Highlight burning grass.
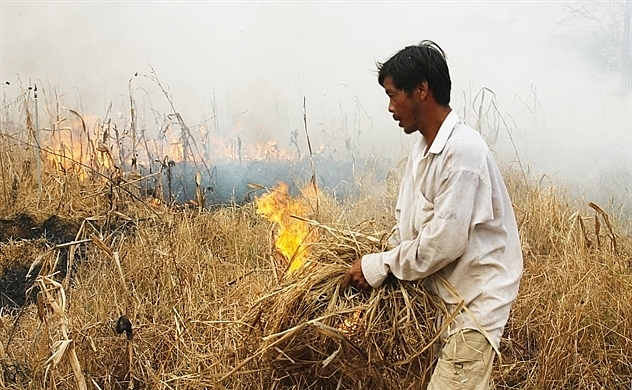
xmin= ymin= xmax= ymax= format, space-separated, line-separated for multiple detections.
xmin=0 ymin=131 xmax=631 ymax=389
xmin=230 ymin=219 xmax=446 ymax=389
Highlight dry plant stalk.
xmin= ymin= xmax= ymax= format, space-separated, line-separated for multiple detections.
xmin=89 ymin=233 xmax=135 ymax=388
xmin=0 ymin=338 xmax=6 ymax=388
xmin=1 ymin=101 xmax=631 ymax=390
xmin=231 ymin=224 xmax=447 ymax=389
xmin=588 ymin=201 xmax=618 ymax=252
xmin=36 ymin=274 xmax=87 ymax=390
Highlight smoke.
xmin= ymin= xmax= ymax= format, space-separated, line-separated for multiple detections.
xmin=1 ymin=2 xmax=630 ymax=214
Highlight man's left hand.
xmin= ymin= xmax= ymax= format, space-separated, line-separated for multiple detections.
xmin=340 ymin=259 xmax=372 ymax=292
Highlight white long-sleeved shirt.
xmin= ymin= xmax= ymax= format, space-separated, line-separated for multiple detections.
xmin=362 ymin=110 xmax=523 ymax=348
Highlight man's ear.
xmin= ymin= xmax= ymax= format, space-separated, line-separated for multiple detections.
xmin=417 ymin=81 xmax=428 ymax=99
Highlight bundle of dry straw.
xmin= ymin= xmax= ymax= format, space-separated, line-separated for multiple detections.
xmin=230 ymin=220 xmax=447 ymax=389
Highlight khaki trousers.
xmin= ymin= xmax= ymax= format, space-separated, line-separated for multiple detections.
xmin=426 ymin=330 xmax=495 ymax=390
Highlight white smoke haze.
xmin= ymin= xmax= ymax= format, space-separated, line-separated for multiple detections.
xmin=1 ymin=2 xmax=630 ymax=216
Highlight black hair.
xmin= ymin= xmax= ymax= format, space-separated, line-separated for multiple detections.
xmin=377 ymin=40 xmax=451 ymax=105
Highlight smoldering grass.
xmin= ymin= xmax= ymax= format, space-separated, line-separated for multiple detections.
xmin=0 ymin=94 xmax=631 ymax=389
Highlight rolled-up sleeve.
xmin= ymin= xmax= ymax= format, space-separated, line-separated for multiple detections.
xmin=362 ymin=169 xmax=492 ymax=287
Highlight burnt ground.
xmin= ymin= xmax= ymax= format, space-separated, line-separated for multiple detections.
xmin=0 ymin=214 xmax=83 ymax=309
xmin=0 ymin=245 xmax=40 ymax=308
xmin=0 ymin=214 xmax=40 ymax=242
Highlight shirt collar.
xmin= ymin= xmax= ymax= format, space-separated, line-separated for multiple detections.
xmin=427 ymin=110 xmax=459 ymax=155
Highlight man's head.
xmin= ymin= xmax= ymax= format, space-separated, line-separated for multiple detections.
xmin=378 ymin=40 xmax=451 ymax=105
xmin=377 ymin=41 xmax=451 ymax=135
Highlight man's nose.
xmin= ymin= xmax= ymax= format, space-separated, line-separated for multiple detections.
xmin=388 ymin=101 xmax=395 ymax=113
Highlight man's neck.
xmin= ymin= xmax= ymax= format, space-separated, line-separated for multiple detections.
xmin=419 ymin=106 xmax=452 ymax=148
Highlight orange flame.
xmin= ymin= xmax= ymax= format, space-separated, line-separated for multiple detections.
xmin=255 ymin=182 xmax=317 ymax=275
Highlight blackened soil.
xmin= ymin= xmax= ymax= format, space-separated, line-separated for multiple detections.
xmin=40 ymin=215 xmax=82 ymax=244
xmin=0 ymin=214 xmax=39 ymax=241
xmin=0 ymin=262 xmax=36 ymax=308
xmin=0 ymin=214 xmax=83 ymax=310
xmin=0 ymin=240 xmax=42 ymax=309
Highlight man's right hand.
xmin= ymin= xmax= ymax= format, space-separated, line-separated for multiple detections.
xmin=340 ymin=259 xmax=372 ymax=292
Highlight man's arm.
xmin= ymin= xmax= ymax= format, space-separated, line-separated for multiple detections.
xmin=361 ymin=168 xmax=493 ymax=288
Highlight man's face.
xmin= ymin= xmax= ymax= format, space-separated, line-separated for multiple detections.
xmin=382 ymin=76 xmax=421 ymax=135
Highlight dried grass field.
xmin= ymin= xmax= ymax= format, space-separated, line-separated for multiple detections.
xmin=0 ymin=97 xmax=631 ymax=389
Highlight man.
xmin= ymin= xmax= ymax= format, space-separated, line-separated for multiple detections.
xmin=340 ymin=41 xmax=523 ymax=389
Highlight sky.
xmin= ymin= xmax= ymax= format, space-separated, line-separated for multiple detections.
xmin=1 ymin=1 xmax=631 ymax=211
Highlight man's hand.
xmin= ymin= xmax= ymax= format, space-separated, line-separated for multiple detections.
xmin=340 ymin=259 xmax=372 ymax=292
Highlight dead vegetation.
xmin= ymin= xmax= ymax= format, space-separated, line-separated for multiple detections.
xmin=0 ymin=94 xmax=631 ymax=389
xmin=228 ymin=222 xmax=447 ymax=389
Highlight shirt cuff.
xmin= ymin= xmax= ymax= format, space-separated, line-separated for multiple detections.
xmin=361 ymin=253 xmax=389 ymax=288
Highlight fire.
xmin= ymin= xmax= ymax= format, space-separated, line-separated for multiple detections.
xmin=337 ymin=309 xmax=364 ymax=338
xmin=255 ymin=182 xmax=317 ymax=275
xmin=42 ymin=113 xmax=114 ymax=181
xmin=36 ymin=107 xmax=304 ymax=188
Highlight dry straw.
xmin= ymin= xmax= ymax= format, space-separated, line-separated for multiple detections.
xmin=0 ymin=91 xmax=631 ymax=389
xmin=225 ymin=217 xmax=448 ymax=389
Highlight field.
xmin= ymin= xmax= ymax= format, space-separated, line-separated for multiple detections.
xmin=0 ymin=95 xmax=631 ymax=389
